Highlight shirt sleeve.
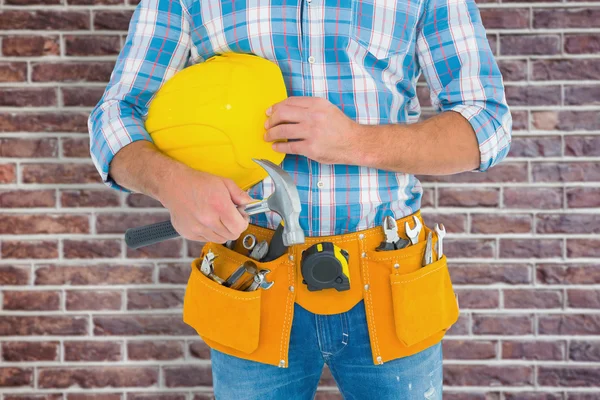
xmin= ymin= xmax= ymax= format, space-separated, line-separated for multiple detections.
xmin=88 ymin=0 xmax=191 ymax=192
xmin=415 ymin=0 xmax=512 ymax=172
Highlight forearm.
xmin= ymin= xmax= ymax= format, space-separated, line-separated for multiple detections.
xmin=109 ymin=140 xmax=185 ymax=201
xmin=356 ymin=111 xmax=480 ymax=175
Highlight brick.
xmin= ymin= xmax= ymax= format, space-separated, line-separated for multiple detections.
xmin=471 ymin=214 xmax=532 ymax=234
xmin=569 ymin=341 xmax=600 ymax=361
xmin=500 ymin=239 xmax=563 ymax=259
xmin=0 ymin=63 xmax=27 ymax=82
xmin=127 ymin=395 xmax=186 ymax=400
xmin=565 ymin=34 xmax=600 ymax=54
xmin=504 ymin=187 xmax=563 ymax=209
xmin=2 ymin=240 xmax=58 ymax=259
xmin=445 ymin=239 xmax=495 ymax=258
xmin=38 ymin=367 xmax=157 ymax=389
xmin=538 ymin=214 xmax=600 ymax=234
xmin=420 ymin=163 xmax=527 ymax=183
xmin=565 ymin=86 xmax=600 ymax=106
xmin=504 ymin=289 xmax=563 ymax=309
xmin=0 ymin=316 xmax=87 ymax=336
xmin=0 ymin=11 xmax=90 ymax=30
xmin=64 ymin=341 xmax=122 ymax=362
xmin=509 ymin=136 xmax=561 ymax=157
xmin=500 ymin=35 xmax=560 ymax=56
xmin=502 ymin=340 xmax=565 ymax=360
xmin=421 ymin=188 xmax=434 ymax=208
xmin=445 ymin=394 xmax=501 ymax=400
xmin=443 ymin=340 xmax=497 ymax=360
xmin=421 ymin=213 xmax=466 ymax=233
xmin=66 ymin=290 xmax=122 ymax=311
xmin=63 ymin=87 xmax=106 ymax=107
xmin=6 ymin=0 xmax=60 ymax=4
xmin=454 ymin=289 xmax=499 ymax=309
xmin=127 ymin=341 xmax=184 ymax=361
xmin=0 ymin=113 xmax=88 ymax=133
xmin=416 ymin=86 xmax=431 ymax=107
xmin=62 ymin=137 xmax=90 ymax=158
xmin=0 ymin=164 xmax=16 ymax=183
xmin=94 ymin=315 xmax=195 ymax=336
xmin=35 ymin=264 xmax=153 ymax=285
xmin=126 ymin=193 xmax=164 ymax=208
xmin=164 ymin=366 xmax=212 ymax=387
xmin=444 ymin=365 xmax=533 ymax=386
xmin=63 ymin=239 xmax=121 ymax=259
xmin=568 ymin=239 xmax=600 ymax=258
xmin=5 ymin=396 xmax=63 ymax=400
xmin=3 ymin=291 xmax=60 ymax=311
xmin=0 ymin=138 xmax=57 ymax=158
xmin=449 ymin=263 xmax=531 ymax=285
xmin=188 ymin=341 xmax=210 ymax=359
xmin=498 ymin=60 xmax=528 ymax=81
xmin=67 ymin=395 xmax=121 ymax=400
xmin=534 ymin=8 xmax=600 ymax=29
xmin=473 ymin=314 xmax=533 ymax=335
xmin=532 ymin=111 xmax=558 ymax=131
xmin=565 ymin=135 xmax=600 ymax=156
xmin=313 ymin=394 xmax=343 ymax=400
xmin=533 ymin=59 xmax=600 ymax=81
xmin=533 ymin=162 xmax=600 ymax=183
xmin=480 ymin=9 xmax=529 ymax=29
xmin=2 ymin=342 xmax=59 ymax=362
xmin=539 ymin=314 xmax=600 ymax=335
xmin=567 ymin=395 xmax=600 ymax=400
xmin=0 ymin=214 xmax=88 ymax=234
xmin=96 ymin=213 xmax=171 ymax=234
xmin=538 ymin=366 xmax=600 ymax=387
xmin=2 ymin=36 xmax=59 ymax=57
xmin=568 ymin=289 xmax=600 ymax=309
xmin=447 ymin=314 xmax=470 ymax=336
xmin=61 ymin=189 xmax=120 ymax=208
xmin=567 ymin=188 xmax=600 ymax=208
xmin=32 ymin=62 xmax=114 ymax=83
xmin=187 ymin=240 xmax=205 ymax=258
xmin=537 ymin=264 xmax=600 ymax=285
xmin=0 ymin=88 xmax=57 ymax=107
xmin=127 ymin=239 xmax=183 ymax=259
xmin=159 ymin=263 xmax=190 ymax=284
xmin=0 ymin=368 xmax=33 ymax=387
xmin=0 ymin=190 xmax=55 ymax=208
xmin=127 ymin=289 xmax=185 ymax=310
xmin=438 ymin=188 xmax=499 ymax=207
xmin=22 ymin=163 xmax=100 ymax=184
xmin=0 ymin=265 xmax=30 ymax=285
xmin=94 ymin=11 xmax=135 ymax=30
xmin=533 ymin=111 xmax=600 ymax=131
xmin=66 ymin=36 xmax=121 ymax=56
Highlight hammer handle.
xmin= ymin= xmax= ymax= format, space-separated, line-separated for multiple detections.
xmin=125 ymin=200 xmax=269 ymax=249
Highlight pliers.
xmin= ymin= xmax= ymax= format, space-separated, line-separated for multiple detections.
xmin=376 ymin=216 xmax=410 ymax=251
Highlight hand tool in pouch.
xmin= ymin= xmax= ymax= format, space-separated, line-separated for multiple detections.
xmin=405 ymin=216 xmax=422 ymax=245
xmin=249 ymin=240 xmax=269 ymax=261
xmin=376 ymin=216 xmax=410 ymax=251
xmin=261 ymin=222 xmax=287 ymax=262
xmin=301 ymin=242 xmax=350 ymax=292
xmin=125 ymin=159 xmax=305 ymax=249
xmin=435 ymin=223 xmax=446 ymax=259
xmin=199 ymin=250 xmax=225 ymax=284
xmin=422 ymin=232 xmax=433 ymax=267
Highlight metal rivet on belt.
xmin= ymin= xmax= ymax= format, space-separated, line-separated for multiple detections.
xmin=394 ymin=263 xmax=400 ymax=269
xmin=279 ymin=360 xmax=286 ymax=368
xmin=376 ymin=356 xmax=383 ymax=364
xmin=289 ymin=286 xmax=295 ymax=292
xmin=289 ymin=254 xmax=294 ymax=261
xmin=359 ymin=233 xmax=365 ymax=240
xmin=361 ymin=252 xmax=367 ymax=258
xmin=364 ymin=284 xmax=369 ymax=291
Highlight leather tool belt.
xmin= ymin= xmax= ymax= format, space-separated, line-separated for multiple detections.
xmin=182 ymin=211 xmax=460 ymax=368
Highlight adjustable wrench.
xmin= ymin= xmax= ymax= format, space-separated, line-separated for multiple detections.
xmin=405 ymin=216 xmax=422 ymax=245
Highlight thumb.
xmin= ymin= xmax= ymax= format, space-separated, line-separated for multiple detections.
xmin=223 ymin=179 xmax=254 ymax=206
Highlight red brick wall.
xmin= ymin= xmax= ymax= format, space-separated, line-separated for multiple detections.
xmin=0 ymin=0 xmax=599 ymax=398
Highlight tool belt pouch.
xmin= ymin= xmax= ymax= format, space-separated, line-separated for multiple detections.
xmin=183 ymin=240 xmax=295 ymax=367
xmin=390 ymin=255 xmax=458 ymax=347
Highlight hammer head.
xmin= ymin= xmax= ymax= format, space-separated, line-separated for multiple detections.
xmin=253 ymin=159 xmax=305 ymax=246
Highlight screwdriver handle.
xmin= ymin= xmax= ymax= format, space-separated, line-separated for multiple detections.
xmin=125 ymin=220 xmax=180 ymax=249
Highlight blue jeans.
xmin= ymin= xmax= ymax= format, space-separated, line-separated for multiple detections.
xmin=211 ymin=300 xmax=443 ymax=399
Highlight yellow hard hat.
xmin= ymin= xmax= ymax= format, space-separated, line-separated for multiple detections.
xmin=145 ymin=53 xmax=287 ymax=190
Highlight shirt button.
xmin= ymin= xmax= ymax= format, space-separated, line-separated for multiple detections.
xmin=317 ymin=181 xmax=324 ymax=188
xmin=308 ymin=56 xmax=315 ymax=64
xmin=307 ymin=0 xmax=312 ymax=3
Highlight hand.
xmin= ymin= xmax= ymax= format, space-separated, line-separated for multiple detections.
xmin=157 ymin=165 xmax=253 ymax=243
xmin=264 ymin=97 xmax=366 ymax=164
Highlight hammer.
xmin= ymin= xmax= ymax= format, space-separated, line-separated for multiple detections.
xmin=124 ymin=159 xmax=305 ymax=249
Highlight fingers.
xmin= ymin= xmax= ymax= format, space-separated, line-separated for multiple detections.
xmin=264 ymin=124 xmax=307 ymax=142
xmin=222 ymin=179 xmax=254 ymax=206
xmin=171 ymin=217 xmax=229 ymax=243
xmin=273 ymin=96 xmax=324 ymax=109
xmin=272 ymin=139 xmax=306 ymax=155
xmin=265 ymin=105 xmax=307 ymax=129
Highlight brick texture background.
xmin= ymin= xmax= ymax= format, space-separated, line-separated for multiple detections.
xmin=0 ymin=0 xmax=599 ymax=398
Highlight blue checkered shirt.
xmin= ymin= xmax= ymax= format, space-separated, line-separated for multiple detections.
xmin=89 ymin=0 xmax=512 ymax=236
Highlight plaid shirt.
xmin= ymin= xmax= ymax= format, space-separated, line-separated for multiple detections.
xmin=89 ymin=0 xmax=512 ymax=236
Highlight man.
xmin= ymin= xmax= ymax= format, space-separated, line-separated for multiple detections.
xmin=89 ymin=0 xmax=511 ymax=398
